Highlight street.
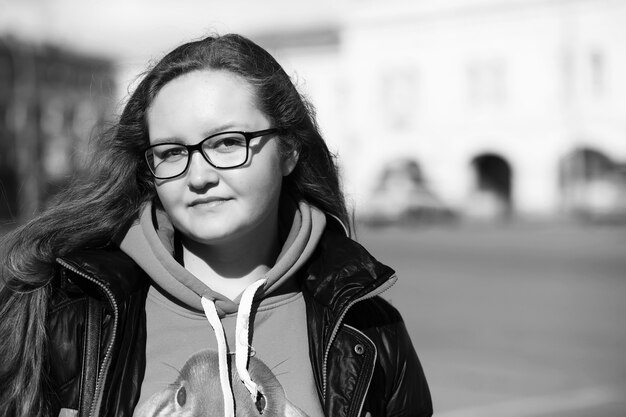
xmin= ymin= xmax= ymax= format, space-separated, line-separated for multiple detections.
xmin=358 ymin=221 xmax=626 ymax=416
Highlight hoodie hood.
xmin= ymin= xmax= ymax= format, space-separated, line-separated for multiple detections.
xmin=117 ymin=196 xmax=326 ymax=316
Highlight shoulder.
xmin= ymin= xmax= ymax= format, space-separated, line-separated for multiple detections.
xmin=344 ymin=296 xmax=413 ymax=358
xmin=308 ymin=218 xmax=395 ymax=284
xmin=55 ymin=245 xmax=149 ymax=300
xmin=302 ymin=216 xmax=398 ymax=311
xmin=344 ymin=296 xmax=403 ymax=331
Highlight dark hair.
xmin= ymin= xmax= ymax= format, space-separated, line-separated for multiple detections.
xmin=0 ymin=33 xmax=348 ymax=416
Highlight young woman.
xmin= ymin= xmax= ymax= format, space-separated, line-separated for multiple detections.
xmin=0 ymin=34 xmax=432 ymax=417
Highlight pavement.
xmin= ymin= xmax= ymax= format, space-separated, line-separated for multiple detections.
xmin=358 ymin=221 xmax=626 ymax=417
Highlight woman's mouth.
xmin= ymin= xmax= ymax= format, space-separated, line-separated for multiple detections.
xmin=189 ymin=198 xmax=231 ymax=208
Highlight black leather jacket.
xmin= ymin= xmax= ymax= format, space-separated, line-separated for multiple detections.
xmin=46 ymin=224 xmax=432 ymax=417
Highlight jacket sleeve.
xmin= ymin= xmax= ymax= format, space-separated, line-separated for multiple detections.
xmin=385 ymin=318 xmax=433 ymax=417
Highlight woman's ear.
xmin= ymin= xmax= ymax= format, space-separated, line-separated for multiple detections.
xmin=281 ymin=149 xmax=299 ymax=176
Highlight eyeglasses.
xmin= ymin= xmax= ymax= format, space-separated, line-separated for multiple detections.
xmin=144 ymin=128 xmax=279 ymax=179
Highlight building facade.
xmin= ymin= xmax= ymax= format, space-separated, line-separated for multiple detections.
xmin=260 ymin=0 xmax=626 ymax=221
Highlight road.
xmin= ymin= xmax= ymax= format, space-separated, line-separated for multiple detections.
xmin=358 ymin=221 xmax=626 ymax=417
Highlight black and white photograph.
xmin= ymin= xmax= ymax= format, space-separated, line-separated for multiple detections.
xmin=1 ymin=1 xmax=625 ymax=416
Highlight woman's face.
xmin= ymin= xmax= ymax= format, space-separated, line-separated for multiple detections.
xmin=147 ymin=70 xmax=296 ymax=246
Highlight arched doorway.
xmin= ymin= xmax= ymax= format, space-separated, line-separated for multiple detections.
xmin=468 ymin=153 xmax=513 ymax=220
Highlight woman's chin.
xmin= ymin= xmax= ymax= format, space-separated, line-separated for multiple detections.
xmin=182 ymin=229 xmax=237 ymax=246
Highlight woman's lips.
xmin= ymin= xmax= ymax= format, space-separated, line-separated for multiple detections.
xmin=189 ymin=197 xmax=231 ymax=208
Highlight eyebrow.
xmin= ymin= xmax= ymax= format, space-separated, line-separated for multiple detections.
xmin=149 ymin=122 xmax=252 ymax=145
xmin=149 ymin=136 xmax=185 ymax=145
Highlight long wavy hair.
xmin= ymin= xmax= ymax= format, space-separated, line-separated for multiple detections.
xmin=0 ymin=33 xmax=348 ymax=417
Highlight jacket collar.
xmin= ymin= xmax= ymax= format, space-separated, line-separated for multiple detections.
xmin=301 ymin=218 xmax=396 ymax=312
xmin=57 ymin=247 xmax=149 ymax=301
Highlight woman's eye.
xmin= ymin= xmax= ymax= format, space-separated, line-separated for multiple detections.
xmin=212 ymin=137 xmax=245 ymax=152
xmin=157 ymin=147 xmax=187 ymax=161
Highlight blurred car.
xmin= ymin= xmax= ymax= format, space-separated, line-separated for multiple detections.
xmin=358 ymin=158 xmax=456 ymax=227
xmin=569 ymin=166 xmax=626 ymax=223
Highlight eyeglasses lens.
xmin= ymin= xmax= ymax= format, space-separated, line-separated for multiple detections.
xmin=146 ymin=132 xmax=249 ymax=178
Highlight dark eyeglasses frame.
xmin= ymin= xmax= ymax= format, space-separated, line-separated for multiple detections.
xmin=144 ymin=128 xmax=280 ymax=179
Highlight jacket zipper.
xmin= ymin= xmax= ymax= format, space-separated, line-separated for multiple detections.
xmin=321 ymin=274 xmax=397 ymax=401
xmin=56 ymin=258 xmax=119 ymax=417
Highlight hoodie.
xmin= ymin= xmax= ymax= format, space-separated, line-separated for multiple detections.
xmin=119 ymin=198 xmax=327 ymax=417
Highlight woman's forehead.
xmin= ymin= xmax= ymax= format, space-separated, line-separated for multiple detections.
xmin=146 ymin=71 xmax=269 ymax=143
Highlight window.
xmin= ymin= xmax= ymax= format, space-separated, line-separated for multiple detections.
xmin=467 ymin=58 xmax=507 ymax=106
xmin=589 ymin=49 xmax=605 ymax=97
xmin=379 ymin=67 xmax=419 ymax=130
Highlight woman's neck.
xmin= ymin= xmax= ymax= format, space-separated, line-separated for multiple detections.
xmin=180 ymin=219 xmax=281 ymax=300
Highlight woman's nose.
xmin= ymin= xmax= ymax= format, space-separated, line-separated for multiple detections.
xmin=187 ymin=151 xmax=219 ymax=189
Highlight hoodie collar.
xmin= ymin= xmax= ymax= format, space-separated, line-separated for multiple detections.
xmin=117 ymin=196 xmax=326 ymax=316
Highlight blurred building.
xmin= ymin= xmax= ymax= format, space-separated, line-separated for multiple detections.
xmin=0 ymin=37 xmax=115 ymax=223
xmin=4 ymin=0 xmax=625 ymax=224
xmin=258 ymin=0 xmax=626 ymax=222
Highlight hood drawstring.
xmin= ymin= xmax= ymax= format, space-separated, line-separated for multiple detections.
xmin=235 ymin=278 xmax=266 ymax=401
xmin=201 ymin=278 xmax=267 ymax=417
xmin=201 ymin=296 xmax=235 ymax=417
